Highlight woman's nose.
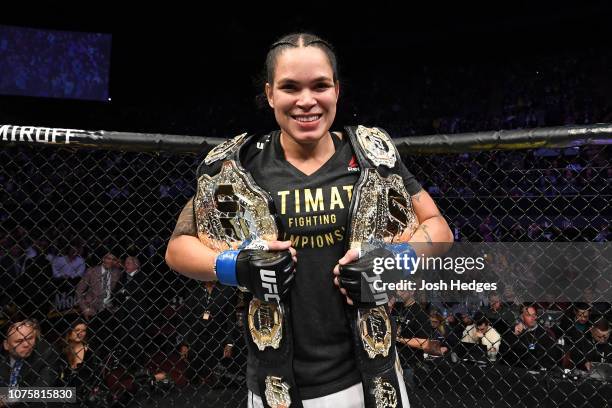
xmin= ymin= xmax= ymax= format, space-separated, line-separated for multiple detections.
xmin=296 ymin=90 xmax=316 ymax=109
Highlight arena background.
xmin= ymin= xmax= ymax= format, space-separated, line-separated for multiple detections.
xmin=1 ymin=3 xmax=611 ymax=407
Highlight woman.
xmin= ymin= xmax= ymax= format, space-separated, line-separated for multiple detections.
xmin=57 ymin=320 xmax=103 ymax=405
xmin=429 ymin=310 xmax=448 ymax=344
xmin=166 ymin=32 xmax=453 ymax=407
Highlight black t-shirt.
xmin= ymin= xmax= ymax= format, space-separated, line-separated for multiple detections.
xmin=569 ymin=332 xmax=612 ymax=369
xmin=202 ymin=129 xmax=421 ymax=398
xmin=502 ymin=325 xmax=557 ymax=369
xmin=392 ymin=301 xmax=432 ymax=367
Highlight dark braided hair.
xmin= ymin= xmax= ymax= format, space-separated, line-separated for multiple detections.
xmin=265 ymin=33 xmax=339 ymax=84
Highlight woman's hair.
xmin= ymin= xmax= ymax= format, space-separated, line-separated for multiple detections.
xmin=430 ymin=311 xmax=447 ymax=336
xmin=265 ymin=32 xmax=339 ymax=84
xmin=255 ymin=32 xmax=339 ymax=109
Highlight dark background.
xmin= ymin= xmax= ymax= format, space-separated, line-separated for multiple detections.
xmin=1 ymin=2 xmax=611 ymax=137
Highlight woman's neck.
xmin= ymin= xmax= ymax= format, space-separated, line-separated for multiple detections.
xmin=280 ymin=131 xmax=335 ymax=176
xmin=280 ymin=131 xmax=334 ymax=162
xmin=68 ymin=343 xmax=87 ymax=368
xmin=69 ymin=342 xmax=87 ymax=353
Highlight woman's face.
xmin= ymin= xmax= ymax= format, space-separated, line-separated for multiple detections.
xmin=266 ymin=46 xmax=339 ymax=146
xmin=69 ymin=324 xmax=87 ymax=343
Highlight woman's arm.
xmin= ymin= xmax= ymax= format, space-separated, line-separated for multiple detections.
xmin=165 ymin=198 xmax=218 ymax=281
xmin=404 ymin=189 xmax=454 ymax=256
xmin=165 ymin=198 xmax=297 ymax=284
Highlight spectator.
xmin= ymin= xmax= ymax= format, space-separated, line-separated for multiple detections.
xmin=443 ymin=307 xmax=464 ymax=348
xmin=480 ymin=292 xmax=518 ymax=336
xmin=0 ymin=319 xmax=59 ymax=387
xmin=113 ymin=255 xmax=153 ymax=372
xmin=47 ymin=244 xmax=86 ymax=279
xmin=569 ymin=319 xmax=611 ymax=371
xmin=392 ymin=290 xmax=433 ymax=387
xmin=75 ymin=252 xmax=122 ymax=360
xmin=555 ymin=302 xmax=591 ymax=342
xmin=429 ymin=310 xmax=448 ymax=345
xmin=502 ymin=305 xmax=559 ymax=369
xmin=76 ymin=252 xmax=122 ymax=320
xmin=178 ymin=281 xmax=239 ymax=386
xmin=462 ymin=312 xmax=502 ymax=361
xmin=57 ymin=320 xmax=103 ymax=404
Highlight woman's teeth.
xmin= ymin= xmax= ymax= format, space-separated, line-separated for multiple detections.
xmin=294 ymin=115 xmax=321 ymax=122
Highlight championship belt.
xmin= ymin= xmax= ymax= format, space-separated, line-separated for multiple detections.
xmin=194 ymin=134 xmax=302 ymax=408
xmin=345 ymin=125 xmax=419 ymax=408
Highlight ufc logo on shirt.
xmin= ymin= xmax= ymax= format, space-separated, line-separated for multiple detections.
xmin=260 ymin=269 xmax=280 ymax=302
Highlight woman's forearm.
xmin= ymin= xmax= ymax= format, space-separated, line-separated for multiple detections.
xmin=409 ymin=215 xmax=454 ymax=257
xmin=165 ymin=235 xmax=218 ymax=281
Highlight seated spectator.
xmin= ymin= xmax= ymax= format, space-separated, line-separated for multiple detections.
xmin=480 ymin=292 xmax=518 ymax=336
xmin=555 ymin=302 xmax=592 ymax=342
xmin=57 ymin=320 xmax=103 ymax=404
xmin=462 ymin=312 xmax=502 ymax=361
xmin=581 ymin=286 xmax=612 ymax=324
xmin=429 ymin=310 xmax=448 ymax=345
xmin=502 ymin=285 xmax=522 ymax=309
xmin=0 ymin=319 xmax=58 ymax=387
xmin=569 ymin=319 xmax=611 ymax=371
xmin=502 ymin=305 xmax=559 ymax=369
xmin=455 ymin=305 xmax=474 ymax=333
xmin=47 ymin=244 xmax=86 ymax=279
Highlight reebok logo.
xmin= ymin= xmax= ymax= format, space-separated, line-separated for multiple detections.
xmin=348 ymin=155 xmax=360 ymax=172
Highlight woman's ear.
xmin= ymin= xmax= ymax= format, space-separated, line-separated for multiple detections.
xmin=265 ymin=83 xmax=274 ymax=108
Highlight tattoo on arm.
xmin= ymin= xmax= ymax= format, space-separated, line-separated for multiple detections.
xmin=417 ymin=224 xmax=434 ymax=246
xmin=171 ymin=199 xmax=197 ymax=238
xmin=412 ymin=192 xmax=422 ymax=203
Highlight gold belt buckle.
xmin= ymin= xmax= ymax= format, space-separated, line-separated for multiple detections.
xmin=264 ymin=376 xmax=291 ymax=408
xmin=248 ymin=298 xmax=283 ymax=350
xmin=358 ymin=306 xmax=392 ymax=358
xmin=373 ymin=376 xmax=398 ymax=408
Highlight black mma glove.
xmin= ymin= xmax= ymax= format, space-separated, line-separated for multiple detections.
xmin=216 ymin=248 xmax=295 ymax=301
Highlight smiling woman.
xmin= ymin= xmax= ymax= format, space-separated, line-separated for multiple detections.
xmin=264 ymin=42 xmax=340 ymax=160
xmin=165 ymin=32 xmax=453 ymax=408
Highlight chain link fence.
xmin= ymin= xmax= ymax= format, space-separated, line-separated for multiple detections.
xmin=1 ymin=124 xmax=610 ymax=407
